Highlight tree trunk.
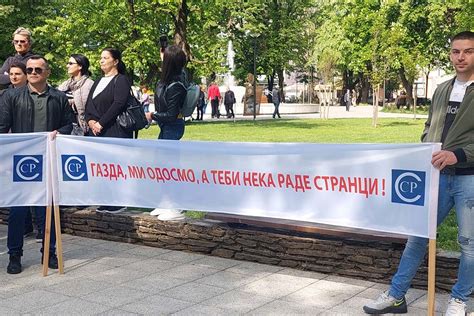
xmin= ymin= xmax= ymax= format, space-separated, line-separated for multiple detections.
xmin=399 ymin=66 xmax=413 ymax=108
xmin=277 ymin=69 xmax=284 ymax=101
xmin=359 ymin=74 xmax=369 ymax=104
xmin=174 ymin=0 xmax=192 ymax=62
xmin=126 ymin=0 xmax=140 ymax=82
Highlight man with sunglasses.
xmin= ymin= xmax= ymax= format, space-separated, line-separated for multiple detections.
xmin=0 ymin=55 xmax=73 ymax=274
xmin=0 ymin=27 xmax=35 ymax=89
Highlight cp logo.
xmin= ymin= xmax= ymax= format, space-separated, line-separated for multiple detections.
xmin=13 ymin=155 xmax=43 ymax=182
xmin=62 ymin=155 xmax=88 ymax=181
xmin=391 ymin=169 xmax=426 ymax=206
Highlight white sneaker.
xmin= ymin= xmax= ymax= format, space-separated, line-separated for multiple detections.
xmin=150 ymin=208 xmax=169 ymax=216
xmin=363 ymin=290 xmax=407 ymax=314
xmin=445 ymin=297 xmax=466 ymax=316
xmin=157 ymin=209 xmax=185 ymax=221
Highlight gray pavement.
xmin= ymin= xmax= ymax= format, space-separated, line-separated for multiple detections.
xmin=2 ymin=225 xmax=473 ymax=315
xmin=194 ymin=104 xmax=428 ymax=121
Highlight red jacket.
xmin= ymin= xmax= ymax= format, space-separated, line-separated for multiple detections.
xmin=208 ymin=84 xmax=221 ymax=101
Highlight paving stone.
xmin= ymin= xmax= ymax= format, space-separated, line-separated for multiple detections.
xmin=62 ymin=262 xmax=111 ymax=278
xmin=119 ymin=294 xmax=194 ymax=315
xmin=225 ymin=261 xmax=285 ymax=275
xmin=282 ymin=280 xmax=366 ymax=308
xmin=191 ymin=256 xmax=241 ymax=270
xmin=240 ymin=273 xmax=317 ymax=299
xmin=325 ymin=274 xmax=376 ymax=288
xmin=276 ymin=268 xmax=328 ymax=280
xmin=96 ymin=308 xmax=140 ymax=315
xmin=0 ymin=305 xmax=21 ymax=315
xmin=93 ymin=241 xmax=139 ymax=252
xmin=161 ymin=281 xmax=229 ymax=303
xmin=34 ymin=298 xmax=111 ymax=315
xmin=195 ymin=270 xmax=267 ymax=290
xmin=163 ymin=263 xmax=221 ymax=281
xmin=93 ymin=254 xmax=148 ymax=267
xmin=120 ymin=257 xmax=177 ymax=273
xmin=45 ymin=277 xmax=115 ymax=297
xmin=122 ymin=273 xmax=188 ymax=292
xmin=0 ymin=289 xmax=70 ymax=313
xmin=122 ymin=245 xmax=172 ymax=257
xmin=200 ymin=289 xmax=275 ymax=313
xmin=248 ymin=299 xmax=324 ymax=315
xmin=172 ymin=304 xmax=240 ymax=316
xmin=409 ymin=292 xmax=451 ymax=313
xmin=81 ymin=285 xmax=151 ymax=308
xmin=88 ymin=266 xmax=152 ymax=285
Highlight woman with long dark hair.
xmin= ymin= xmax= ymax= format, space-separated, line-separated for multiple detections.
xmin=58 ymin=54 xmax=94 ymax=134
xmin=146 ymin=45 xmax=187 ymax=220
xmin=85 ymin=48 xmax=132 ymax=138
xmin=146 ymin=45 xmax=187 ymax=140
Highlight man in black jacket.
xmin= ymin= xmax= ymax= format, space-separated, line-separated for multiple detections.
xmin=0 ymin=55 xmax=73 ymax=274
xmin=224 ymin=87 xmax=236 ymax=118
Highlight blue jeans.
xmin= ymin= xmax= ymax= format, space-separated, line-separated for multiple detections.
xmin=389 ymin=174 xmax=474 ymax=302
xmin=8 ymin=206 xmax=56 ymax=256
xmin=158 ymin=119 xmax=185 ymax=140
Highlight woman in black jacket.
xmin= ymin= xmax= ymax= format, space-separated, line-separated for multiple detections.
xmin=146 ymin=45 xmax=187 ymax=140
xmin=85 ymin=48 xmax=132 ymax=138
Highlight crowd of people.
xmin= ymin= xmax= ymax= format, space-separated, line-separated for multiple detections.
xmin=0 ymin=26 xmax=192 ymax=274
xmin=1 ymin=26 xmax=473 ymax=316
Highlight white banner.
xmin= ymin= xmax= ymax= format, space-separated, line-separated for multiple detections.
xmin=54 ymin=136 xmax=440 ymax=239
xmin=0 ymin=133 xmax=49 ymax=207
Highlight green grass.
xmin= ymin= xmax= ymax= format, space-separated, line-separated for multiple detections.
xmin=380 ymin=104 xmax=429 ymax=115
xmin=140 ymin=118 xmax=425 ymax=143
xmin=139 ymin=117 xmax=459 ymax=251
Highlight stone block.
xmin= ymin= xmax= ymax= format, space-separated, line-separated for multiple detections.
xmin=211 ymin=248 xmax=235 ymax=258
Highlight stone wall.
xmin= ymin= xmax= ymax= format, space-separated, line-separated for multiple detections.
xmin=0 ymin=207 xmax=459 ymax=292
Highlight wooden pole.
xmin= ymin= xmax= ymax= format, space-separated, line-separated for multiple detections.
xmin=42 ymin=205 xmax=52 ymax=276
xmin=427 ymin=238 xmax=436 ymax=316
xmin=53 ymin=204 xmax=64 ymax=274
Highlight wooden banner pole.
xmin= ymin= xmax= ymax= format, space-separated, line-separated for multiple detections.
xmin=53 ymin=204 xmax=64 ymax=274
xmin=42 ymin=205 xmax=52 ymax=276
xmin=427 ymin=238 xmax=436 ymax=316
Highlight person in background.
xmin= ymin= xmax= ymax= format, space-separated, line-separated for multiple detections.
xmin=85 ymin=48 xmax=131 ymax=139
xmin=208 ymin=82 xmax=221 ymax=118
xmin=363 ymin=30 xmax=474 ymax=316
xmin=224 ymin=86 xmax=236 ymax=119
xmin=85 ymin=48 xmax=132 ymax=214
xmin=58 ymin=54 xmax=94 ymax=135
xmin=272 ymin=85 xmax=281 ymax=119
xmin=0 ymin=63 xmax=42 ymax=241
xmin=344 ymin=89 xmax=351 ymax=111
xmin=140 ymin=86 xmax=150 ymax=113
xmin=146 ymin=45 xmax=187 ymax=221
xmin=0 ymin=27 xmax=35 ymax=88
xmin=0 ymin=55 xmax=74 ymax=274
xmin=195 ymin=85 xmax=206 ymax=120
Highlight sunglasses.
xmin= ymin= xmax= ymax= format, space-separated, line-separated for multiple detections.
xmin=12 ymin=40 xmax=28 ymax=45
xmin=67 ymin=62 xmax=78 ymax=65
xmin=26 ymin=67 xmax=46 ymax=75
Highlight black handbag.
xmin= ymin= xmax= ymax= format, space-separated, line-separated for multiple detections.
xmin=116 ymin=90 xmax=148 ymax=132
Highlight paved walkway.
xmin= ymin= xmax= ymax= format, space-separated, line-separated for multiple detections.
xmin=196 ymin=104 xmax=428 ymax=121
xmin=2 ymin=225 xmax=473 ymax=315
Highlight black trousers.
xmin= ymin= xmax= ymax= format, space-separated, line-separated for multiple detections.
xmin=211 ymin=99 xmax=220 ymax=118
